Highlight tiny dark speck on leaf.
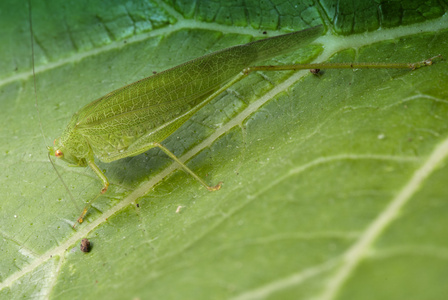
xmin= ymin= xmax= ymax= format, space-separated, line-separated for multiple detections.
xmin=136 ymin=203 xmax=140 ymax=208
xmin=80 ymin=238 xmax=91 ymax=253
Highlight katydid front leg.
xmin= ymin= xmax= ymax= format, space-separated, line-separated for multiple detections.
xmin=76 ymin=160 xmax=109 ymax=226
xmin=76 ymin=144 xmax=222 ymax=226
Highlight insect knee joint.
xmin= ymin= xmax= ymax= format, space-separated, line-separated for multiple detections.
xmin=242 ymin=68 xmax=251 ymax=75
xmin=101 ymin=184 xmax=109 ymax=194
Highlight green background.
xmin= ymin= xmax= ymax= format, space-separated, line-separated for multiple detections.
xmin=0 ymin=0 xmax=447 ymax=299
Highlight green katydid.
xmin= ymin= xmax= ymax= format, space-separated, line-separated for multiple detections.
xmin=34 ymin=23 xmax=440 ymax=226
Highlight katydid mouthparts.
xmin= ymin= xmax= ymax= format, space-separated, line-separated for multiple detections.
xmin=38 ymin=24 xmax=440 ymax=226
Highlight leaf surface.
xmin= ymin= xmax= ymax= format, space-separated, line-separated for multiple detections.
xmin=0 ymin=1 xmax=447 ymax=299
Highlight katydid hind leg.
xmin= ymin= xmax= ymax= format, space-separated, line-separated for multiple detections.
xmin=243 ymin=55 xmax=443 ymax=74
xmin=150 ymin=54 xmax=442 ymax=194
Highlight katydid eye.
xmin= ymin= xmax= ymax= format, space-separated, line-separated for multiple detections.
xmin=55 ymin=150 xmax=63 ymax=157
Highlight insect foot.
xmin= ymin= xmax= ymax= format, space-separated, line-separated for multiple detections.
xmin=410 ymin=54 xmax=443 ymax=70
xmin=207 ymin=182 xmax=223 ymax=191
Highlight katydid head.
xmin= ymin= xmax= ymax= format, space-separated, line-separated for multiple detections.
xmin=48 ymin=137 xmax=88 ymax=167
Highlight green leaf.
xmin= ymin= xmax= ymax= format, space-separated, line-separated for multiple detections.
xmin=1 ymin=0 xmax=447 ymax=299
